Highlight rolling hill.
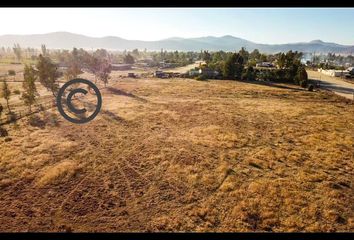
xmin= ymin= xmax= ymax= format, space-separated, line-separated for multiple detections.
xmin=0 ymin=32 xmax=353 ymax=54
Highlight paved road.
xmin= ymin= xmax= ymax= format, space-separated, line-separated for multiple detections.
xmin=307 ymin=70 xmax=354 ymax=100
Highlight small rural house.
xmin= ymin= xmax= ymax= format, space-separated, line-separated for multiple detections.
xmin=256 ymin=62 xmax=275 ymax=68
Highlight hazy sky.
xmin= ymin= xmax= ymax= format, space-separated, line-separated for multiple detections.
xmin=0 ymin=8 xmax=353 ymax=45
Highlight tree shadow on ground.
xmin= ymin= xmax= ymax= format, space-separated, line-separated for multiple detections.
xmin=105 ymin=87 xmax=148 ymax=103
xmin=100 ymin=109 xmax=129 ymax=125
xmin=241 ymin=80 xmax=307 ymax=92
xmin=77 ymin=100 xmax=129 ymax=125
xmin=314 ymin=80 xmax=354 ymax=95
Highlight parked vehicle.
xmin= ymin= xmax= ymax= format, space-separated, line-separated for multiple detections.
xmin=345 ymin=67 xmax=354 ymax=78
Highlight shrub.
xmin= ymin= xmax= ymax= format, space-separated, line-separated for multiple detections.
xmin=274 ymin=69 xmax=287 ymax=82
xmin=308 ymin=84 xmax=314 ymax=91
xmin=262 ymin=70 xmax=276 ymax=81
xmin=28 ymin=115 xmax=46 ymax=128
xmin=242 ymin=66 xmax=256 ymax=81
xmin=7 ymin=112 xmax=17 ymax=123
xmin=13 ymin=89 xmax=20 ymax=95
xmin=300 ymin=80 xmax=308 ymax=88
xmin=195 ymin=75 xmax=208 ymax=81
xmin=0 ymin=103 xmax=3 ymax=121
xmin=0 ymin=127 xmax=8 ymax=137
xmin=8 ymin=70 xmax=16 ymax=76
xmin=296 ymin=67 xmax=308 ymax=88
xmin=4 ymin=137 xmax=12 ymax=142
xmin=44 ymin=112 xmax=59 ymax=127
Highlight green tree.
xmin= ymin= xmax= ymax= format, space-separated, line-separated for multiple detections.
xmin=85 ymin=55 xmax=100 ymax=83
xmin=249 ymin=49 xmax=261 ymax=62
xmin=212 ymin=51 xmax=226 ymax=63
xmin=1 ymin=80 xmax=11 ymax=112
xmin=132 ymin=49 xmax=139 ymax=58
xmin=36 ymin=54 xmax=60 ymax=97
xmin=243 ymin=66 xmax=256 ymax=81
xmin=239 ymin=47 xmax=249 ymax=63
xmin=41 ymin=44 xmax=47 ymax=56
xmin=277 ymin=53 xmax=286 ymax=69
xmin=13 ymin=43 xmax=22 ymax=62
xmin=97 ymin=59 xmax=111 ymax=87
xmin=22 ymin=65 xmax=38 ymax=112
xmin=223 ymin=55 xmax=236 ymax=79
xmin=295 ymin=66 xmax=308 ymax=87
xmin=223 ymin=53 xmax=244 ymax=80
xmin=201 ymin=51 xmax=212 ymax=64
xmin=260 ymin=54 xmax=267 ymax=62
xmin=94 ymin=49 xmax=109 ymax=60
xmin=123 ymin=54 xmax=135 ymax=64
xmin=65 ymin=48 xmax=83 ymax=80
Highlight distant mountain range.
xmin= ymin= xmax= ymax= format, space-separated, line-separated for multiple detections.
xmin=0 ymin=32 xmax=353 ymax=54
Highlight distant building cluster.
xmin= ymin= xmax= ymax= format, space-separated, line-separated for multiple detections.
xmin=318 ymin=67 xmax=354 ymax=77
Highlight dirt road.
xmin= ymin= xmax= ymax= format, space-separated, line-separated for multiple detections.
xmin=166 ymin=61 xmax=204 ymax=73
xmin=307 ymin=70 xmax=354 ymax=100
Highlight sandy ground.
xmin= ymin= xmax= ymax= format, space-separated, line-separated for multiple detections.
xmin=0 ymin=77 xmax=353 ymax=232
xmin=307 ymin=70 xmax=354 ymax=100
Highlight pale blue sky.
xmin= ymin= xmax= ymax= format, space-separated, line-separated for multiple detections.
xmin=0 ymin=8 xmax=353 ymax=45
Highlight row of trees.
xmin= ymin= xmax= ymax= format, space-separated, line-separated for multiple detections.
xmin=199 ymin=49 xmax=308 ymax=87
xmin=0 ymin=44 xmax=47 ymax=63
xmin=0 ymin=60 xmax=51 ymax=117
xmin=1 ymin=47 xmax=113 ymax=118
xmin=47 ymin=48 xmax=112 ymax=86
xmin=201 ymin=48 xmax=269 ymax=67
xmin=311 ymin=53 xmax=354 ymax=68
xmin=2 ymin=43 xmax=353 ymax=69
xmin=1 ymin=44 xmax=200 ymax=69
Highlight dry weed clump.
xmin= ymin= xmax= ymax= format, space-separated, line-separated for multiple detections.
xmin=36 ymin=161 xmax=81 ymax=187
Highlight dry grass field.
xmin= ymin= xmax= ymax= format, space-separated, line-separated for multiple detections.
xmin=0 ymin=76 xmax=353 ymax=232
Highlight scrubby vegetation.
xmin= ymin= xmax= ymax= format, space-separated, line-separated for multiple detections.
xmin=0 ymin=77 xmax=353 ymax=232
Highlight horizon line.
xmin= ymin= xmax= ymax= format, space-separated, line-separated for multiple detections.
xmin=1 ymin=31 xmax=353 ymax=46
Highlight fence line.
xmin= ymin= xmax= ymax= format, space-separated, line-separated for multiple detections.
xmin=0 ymin=79 xmax=112 ymax=126
xmin=0 ymin=100 xmax=57 ymax=126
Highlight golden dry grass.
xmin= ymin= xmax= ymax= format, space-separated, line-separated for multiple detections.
xmin=0 ymin=77 xmax=353 ymax=232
